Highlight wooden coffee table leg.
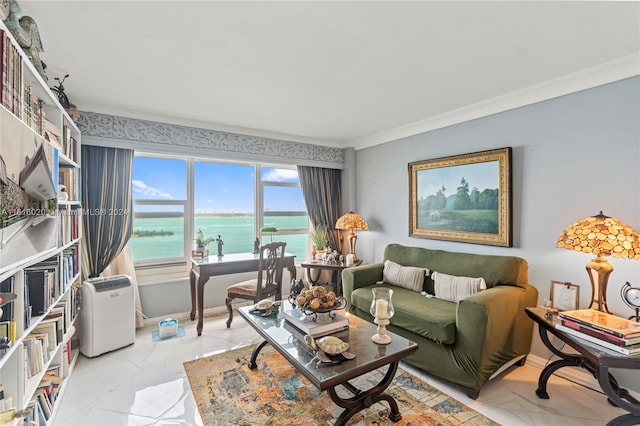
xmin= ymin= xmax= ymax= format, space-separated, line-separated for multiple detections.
xmin=328 ymin=360 xmax=402 ymax=425
xmin=249 ymin=340 xmax=270 ymax=369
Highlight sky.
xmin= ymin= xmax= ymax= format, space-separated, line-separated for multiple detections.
xmin=132 ymin=157 xmax=306 ymax=212
xmin=416 ymin=161 xmax=499 ymax=199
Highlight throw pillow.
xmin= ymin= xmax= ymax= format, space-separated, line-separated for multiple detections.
xmin=432 ymin=271 xmax=486 ymax=303
xmin=383 ymin=260 xmax=428 ymax=292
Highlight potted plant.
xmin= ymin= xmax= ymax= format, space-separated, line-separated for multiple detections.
xmin=309 ymin=224 xmax=328 ymax=259
xmin=195 ymin=229 xmax=215 ymax=251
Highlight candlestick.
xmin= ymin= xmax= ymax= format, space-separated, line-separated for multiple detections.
xmin=369 ymin=287 xmax=394 ymax=345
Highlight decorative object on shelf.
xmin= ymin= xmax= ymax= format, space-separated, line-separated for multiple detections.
xmin=252 ymin=237 xmax=260 ymax=254
xmin=322 ymin=249 xmax=340 ymax=265
xmin=550 ymin=280 xmax=580 ymax=311
xmin=1 ymin=0 xmax=47 ymax=81
xmin=621 ymin=282 xmax=640 ymax=322
xmin=409 ymin=147 xmax=513 ymax=247
xmin=370 ymin=287 xmax=394 ymax=344
xmin=191 ymin=248 xmax=208 ymax=259
xmin=260 ymin=226 xmax=277 ymax=242
xmin=215 ymin=234 xmax=224 ymax=257
xmin=58 ymin=184 xmax=68 ymax=201
xmin=50 ymin=74 xmax=80 ymax=122
xmin=304 ymin=334 xmax=355 ymax=363
xmin=335 ymin=212 xmax=368 ymax=265
xmin=557 ymin=211 xmax=640 ymax=313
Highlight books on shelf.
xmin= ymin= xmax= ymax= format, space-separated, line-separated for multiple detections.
xmin=558 ymin=309 xmax=640 ymax=339
xmin=556 ymin=324 xmax=640 ymax=356
xmin=283 ymin=308 xmax=349 ymax=337
xmin=19 ymin=142 xmax=59 ymax=201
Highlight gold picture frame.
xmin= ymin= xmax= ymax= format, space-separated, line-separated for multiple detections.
xmin=408 ymin=147 xmax=512 ymax=247
xmin=550 ymin=280 xmax=580 ymax=311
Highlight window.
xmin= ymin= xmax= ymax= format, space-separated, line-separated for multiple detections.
xmin=130 ymin=157 xmax=187 ymax=264
xmin=130 ymin=156 xmax=308 ymax=267
xmin=261 ymin=167 xmax=308 ymax=256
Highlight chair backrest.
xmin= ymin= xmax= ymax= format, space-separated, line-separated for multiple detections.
xmin=256 ymin=241 xmax=287 ymax=300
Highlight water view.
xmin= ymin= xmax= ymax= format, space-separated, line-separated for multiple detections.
xmin=129 ymin=215 xmax=309 ymax=261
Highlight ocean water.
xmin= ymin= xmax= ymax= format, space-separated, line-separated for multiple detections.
xmin=129 ymin=215 xmax=309 ymax=261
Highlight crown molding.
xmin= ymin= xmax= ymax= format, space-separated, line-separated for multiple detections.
xmin=351 ymin=54 xmax=640 ymax=150
xmin=78 ymin=111 xmax=345 ymax=168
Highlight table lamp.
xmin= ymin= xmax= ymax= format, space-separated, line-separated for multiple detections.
xmin=556 ymin=211 xmax=640 ymax=313
xmin=260 ymin=226 xmax=278 ymax=242
xmin=335 ymin=212 xmax=368 ymax=265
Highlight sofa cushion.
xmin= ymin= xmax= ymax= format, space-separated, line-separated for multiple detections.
xmin=432 ymin=271 xmax=486 ymax=303
xmin=383 ymin=260 xmax=428 ymax=292
xmin=383 ymin=243 xmax=529 ymax=291
xmin=351 ymin=285 xmax=457 ymax=344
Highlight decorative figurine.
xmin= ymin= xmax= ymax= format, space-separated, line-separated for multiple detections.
xmin=216 ymin=235 xmax=224 ymax=257
xmin=253 ymin=237 xmax=260 ymax=254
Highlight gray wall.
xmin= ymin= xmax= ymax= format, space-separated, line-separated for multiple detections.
xmin=353 ymin=76 xmax=640 ymax=390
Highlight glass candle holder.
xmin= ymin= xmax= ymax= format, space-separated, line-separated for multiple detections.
xmin=369 ymin=287 xmax=394 ymax=344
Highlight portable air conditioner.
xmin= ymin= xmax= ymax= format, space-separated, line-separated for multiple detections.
xmin=80 ymin=274 xmax=135 ymax=357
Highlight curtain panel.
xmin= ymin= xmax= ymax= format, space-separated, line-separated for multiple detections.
xmin=297 ymin=166 xmax=342 ymax=252
xmin=81 ymin=145 xmax=134 ymax=278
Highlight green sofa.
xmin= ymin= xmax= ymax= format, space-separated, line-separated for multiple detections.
xmin=342 ymin=243 xmax=538 ymax=399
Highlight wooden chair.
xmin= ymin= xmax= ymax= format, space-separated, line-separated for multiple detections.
xmin=225 ymin=241 xmax=287 ymax=328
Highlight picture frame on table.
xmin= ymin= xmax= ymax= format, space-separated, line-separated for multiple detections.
xmin=408 ymin=147 xmax=512 ymax=247
xmin=550 ymin=280 xmax=580 ymax=311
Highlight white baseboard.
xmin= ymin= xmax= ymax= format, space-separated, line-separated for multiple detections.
xmin=141 ymin=300 xmax=254 ymax=328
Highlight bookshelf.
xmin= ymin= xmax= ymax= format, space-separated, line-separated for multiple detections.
xmin=0 ymin=21 xmax=82 ymax=425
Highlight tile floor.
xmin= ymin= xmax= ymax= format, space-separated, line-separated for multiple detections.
xmin=53 ymin=313 xmax=627 ymax=425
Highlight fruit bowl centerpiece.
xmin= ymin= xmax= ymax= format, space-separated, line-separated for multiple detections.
xmin=288 ymin=285 xmax=347 ymax=321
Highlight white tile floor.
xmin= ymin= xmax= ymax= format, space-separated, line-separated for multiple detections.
xmin=53 ymin=313 xmax=627 ymax=425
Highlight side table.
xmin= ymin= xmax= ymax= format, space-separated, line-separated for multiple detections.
xmin=300 ymin=261 xmax=354 ymax=296
xmin=525 ymin=307 xmax=640 ymax=426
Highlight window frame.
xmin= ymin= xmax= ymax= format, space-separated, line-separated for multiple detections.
xmin=131 ymin=155 xmax=308 ymax=279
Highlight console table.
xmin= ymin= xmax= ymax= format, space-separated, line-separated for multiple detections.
xmin=526 ymin=307 xmax=640 ymax=426
xmin=190 ymin=252 xmax=296 ymax=335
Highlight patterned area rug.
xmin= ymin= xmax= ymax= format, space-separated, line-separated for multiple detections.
xmin=183 ymin=344 xmax=500 ymax=425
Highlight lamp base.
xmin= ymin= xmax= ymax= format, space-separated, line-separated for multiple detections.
xmin=586 ymin=256 xmax=613 ymax=313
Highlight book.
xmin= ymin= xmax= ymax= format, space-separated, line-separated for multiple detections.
xmin=558 ymin=309 xmax=640 ymax=339
xmin=19 ymin=142 xmax=58 ymax=201
xmin=283 ymin=308 xmax=349 ymax=337
xmin=560 ymin=318 xmax=640 ymax=347
xmin=556 ymin=324 xmax=640 ymax=356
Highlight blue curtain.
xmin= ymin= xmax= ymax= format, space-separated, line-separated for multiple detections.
xmin=81 ymin=145 xmax=133 ymax=278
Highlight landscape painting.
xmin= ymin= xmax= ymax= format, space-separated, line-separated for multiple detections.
xmin=409 ymin=147 xmax=512 ymax=247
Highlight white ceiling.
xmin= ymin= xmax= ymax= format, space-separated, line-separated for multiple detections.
xmin=20 ymin=1 xmax=640 ymax=149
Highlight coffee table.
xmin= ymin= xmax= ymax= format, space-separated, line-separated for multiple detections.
xmin=239 ymin=301 xmax=418 ymax=425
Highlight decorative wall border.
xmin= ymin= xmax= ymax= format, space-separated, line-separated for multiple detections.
xmin=78 ymin=111 xmax=344 ymax=167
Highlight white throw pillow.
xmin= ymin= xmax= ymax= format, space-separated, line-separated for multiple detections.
xmin=432 ymin=271 xmax=486 ymax=303
xmin=383 ymin=260 xmax=429 ymax=292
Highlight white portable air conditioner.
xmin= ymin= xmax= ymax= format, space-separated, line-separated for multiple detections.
xmin=80 ymin=274 xmax=135 ymax=357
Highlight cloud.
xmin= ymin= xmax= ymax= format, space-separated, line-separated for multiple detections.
xmin=263 ymin=169 xmax=298 ymax=182
xmin=132 ymin=180 xmax=172 ymax=199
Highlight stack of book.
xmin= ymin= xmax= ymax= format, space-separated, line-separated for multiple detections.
xmin=557 ymin=309 xmax=640 ymax=356
xmin=283 ymin=308 xmax=349 ymax=337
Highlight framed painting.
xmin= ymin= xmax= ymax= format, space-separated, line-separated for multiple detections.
xmin=409 ymin=147 xmax=512 ymax=247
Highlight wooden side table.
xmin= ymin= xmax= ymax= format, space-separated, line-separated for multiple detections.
xmin=300 ymin=261 xmax=352 ymax=295
xmin=525 ymin=307 xmax=640 ymax=426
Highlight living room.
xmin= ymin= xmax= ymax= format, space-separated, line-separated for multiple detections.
xmin=1 ymin=1 xmax=639 ymax=425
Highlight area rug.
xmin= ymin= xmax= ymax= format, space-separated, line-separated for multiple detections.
xmin=183 ymin=344 xmax=499 ymax=426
